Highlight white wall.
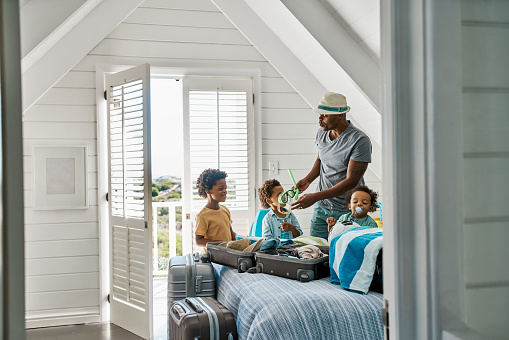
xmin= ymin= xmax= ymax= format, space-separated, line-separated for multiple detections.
xmin=460 ymin=0 xmax=509 ymax=338
xmin=23 ymin=0 xmax=382 ymax=327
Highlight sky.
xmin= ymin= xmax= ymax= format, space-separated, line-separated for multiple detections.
xmin=150 ymin=78 xmax=183 ymax=179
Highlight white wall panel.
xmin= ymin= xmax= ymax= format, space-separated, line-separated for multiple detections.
xmin=262 ymin=123 xmax=317 ymax=140
xmin=37 ymin=88 xmax=96 ymax=106
xmin=54 ymin=71 xmax=96 ymax=88
xmin=461 ymin=2 xmax=509 ymax=337
xmin=26 ymin=289 xmax=99 ymax=311
xmin=462 ymin=26 xmax=509 ymax=88
xmin=108 ymin=23 xmax=249 ymax=45
xmin=25 ymin=256 xmax=99 ymax=276
xmin=23 ymin=122 xmax=96 ymax=139
xmin=24 ymin=105 xmax=96 ymax=122
xmin=25 ymin=223 xmax=97 ymax=242
xmin=464 ymin=222 xmax=509 ymax=286
xmin=262 ymin=108 xmax=317 ymax=124
xmin=465 ymin=286 xmax=509 ymax=340
xmin=25 ymin=239 xmax=99 ymax=259
xmin=26 ymin=273 xmax=100 ymax=293
xmin=90 ymin=39 xmax=265 ymax=61
xmin=463 ymin=92 xmax=509 ymax=153
xmin=142 ymin=0 xmax=219 ymax=11
xmin=124 ymin=7 xmax=233 ymax=28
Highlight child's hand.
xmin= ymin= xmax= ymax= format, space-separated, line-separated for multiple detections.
xmin=327 ymin=217 xmax=336 ymax=231
xmin=280 ymin=221 xmax=295 ymax=232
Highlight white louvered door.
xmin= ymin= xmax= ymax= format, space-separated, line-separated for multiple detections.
xmin=106 ymin=64 xmax=152 ymax=339
xmin=182 ymin=77 xmax=255 ymax=253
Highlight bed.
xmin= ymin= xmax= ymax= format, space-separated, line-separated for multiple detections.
xmin=212 ymin=263 xmax=384 ymax=340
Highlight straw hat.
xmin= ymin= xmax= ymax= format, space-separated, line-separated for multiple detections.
xmin=313 ymin=92 xmax=351 ymax=115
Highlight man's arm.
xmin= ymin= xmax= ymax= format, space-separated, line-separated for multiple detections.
xmin=295 ymin=154 xmax=321 ymax=192
xmin=291 ymin=160 xmax=368 ymax=209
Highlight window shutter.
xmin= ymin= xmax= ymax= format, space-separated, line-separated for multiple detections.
xmin=189 ymin=90 xmax=249 ymax=212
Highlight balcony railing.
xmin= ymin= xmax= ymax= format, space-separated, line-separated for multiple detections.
xmin=152 ymin=201 xmax=182 ymax=276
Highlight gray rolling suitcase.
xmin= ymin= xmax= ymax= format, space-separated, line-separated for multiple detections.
xmin=169 ymin=297 xmax=237 ymax=340
xmin=167 ymin=253 xmax=215 ymax=305
xmin=206 ymin=241 xmax=256 ymax=273
xmin=254 ymin=244 xmax=330 ymax=282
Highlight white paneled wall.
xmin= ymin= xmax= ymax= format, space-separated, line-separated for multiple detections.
xmin=23 ymin=0 xmax=382 ymax=327
xmin=23 ymin=68 xmax=100 ymax=327
xmin=461 ymin=1 xmax=509 ymax=338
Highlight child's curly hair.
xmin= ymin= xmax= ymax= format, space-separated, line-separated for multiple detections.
xmin=345 ymin=185 xmax=378 ymax=211
xmin=258 ymin=179 xmax=281 ymax=209
xmin=196 ymin=169 xmax=228 ymax=198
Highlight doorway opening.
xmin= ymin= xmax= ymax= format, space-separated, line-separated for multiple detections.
xmin=150 ymin=77 xmax=183 ymax=339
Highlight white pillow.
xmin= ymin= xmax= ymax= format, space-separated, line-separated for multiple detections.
xmin=328 ymin=221 xmax=360 ymax=244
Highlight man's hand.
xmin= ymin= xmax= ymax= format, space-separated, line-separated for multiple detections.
xmin=295 ymin=177 xmax=311 ymax=193
xmin=290 ymin=193 xmax=318 ymax=210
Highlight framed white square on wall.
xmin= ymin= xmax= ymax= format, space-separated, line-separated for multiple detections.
xmin=33 ymin=146 xmax=88 ymax=210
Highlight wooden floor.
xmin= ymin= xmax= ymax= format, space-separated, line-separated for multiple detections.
xmin=26 ymin=323 xmax=143 ymax=340
xmin=27 ymin=278 xmax=169 ymax=340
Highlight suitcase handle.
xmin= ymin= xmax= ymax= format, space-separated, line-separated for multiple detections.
xmin=171 ymin=303 xmax=187 ymax=320
xmin=185 ymin=298 xmax=203 ymax=313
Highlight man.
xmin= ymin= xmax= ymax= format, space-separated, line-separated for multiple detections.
xmin=291 ymin=92 xmax=372 ymax=239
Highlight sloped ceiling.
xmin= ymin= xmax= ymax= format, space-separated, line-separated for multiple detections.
xmin=213 ymin=0 xmax=382 ymax=180
xmin=19 ymin=0 xmax=382 ymax=179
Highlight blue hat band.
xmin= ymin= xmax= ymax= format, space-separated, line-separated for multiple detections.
xmin=318 ymin=104 xmax=348 ymax=112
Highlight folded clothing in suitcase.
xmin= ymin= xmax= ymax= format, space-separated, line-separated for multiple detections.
xmin=167 ymin=253 xmax=215 ymax=305
xmin=169 ymin=297 xmax=237 ymax=340
xmin=206 ymin=241 xmax=258 ymax=273
xmin=254 ymin=244 xmax=330 ymax=282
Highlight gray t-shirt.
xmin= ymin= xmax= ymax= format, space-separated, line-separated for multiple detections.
xmin=315 ymin=121 xmax=372 ymax=211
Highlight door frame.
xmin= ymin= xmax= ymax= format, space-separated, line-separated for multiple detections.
xmin=96 ymin=64 xmax=263 ymax=322
xmin=381 ymin=0 xmax=465 ymax=338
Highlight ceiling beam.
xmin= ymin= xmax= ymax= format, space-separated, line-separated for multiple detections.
xmin=21 ymin=0 xmax=144 ymax=113
xmin=211 ymin=0 xmax=381 ymax=180
xmin=281 ymin=0 xmax=381 ymax=110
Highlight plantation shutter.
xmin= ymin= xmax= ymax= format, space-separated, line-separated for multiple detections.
xmin=106 ymin=64 xmax=152 ymax=339
xmin=182 ymin=78 xmax=254 ymax=239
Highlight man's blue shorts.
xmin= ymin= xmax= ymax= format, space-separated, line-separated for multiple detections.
xmin=310 ymin=203 xmax=349 ymax=239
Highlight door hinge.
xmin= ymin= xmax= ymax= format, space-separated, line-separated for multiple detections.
xmin=382 ymin=299 xmax=389 ymax=339
xmin=145 ymin=221 xmax=148 ymax=229
xmin=104 ymin=90 xmax=107 ymax=100
xmin=106 ymin=192 xmax=108 ymax=202
xmin=107 ymin=294 xmax=110 ymax=303
xmin=186 ymin=213 xmax=191 ymax=220
xmin=252 ymin=93 xmax=255 ymax=104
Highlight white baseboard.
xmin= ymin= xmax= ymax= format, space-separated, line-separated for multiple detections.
xmin=26 ymin=313 xmax=101 ymax=329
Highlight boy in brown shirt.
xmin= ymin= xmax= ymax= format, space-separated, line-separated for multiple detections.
xmin=194 ymin=169 xmax=236 ymax=247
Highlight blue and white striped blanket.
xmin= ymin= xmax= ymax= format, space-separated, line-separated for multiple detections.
xmin=213 ymin=263 xmax=383 ymax=340
xmin=329 ymin=226 xmax=383 ymax=294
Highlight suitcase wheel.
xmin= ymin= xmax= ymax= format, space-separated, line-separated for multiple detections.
xmin=237 ymin=258 xmax=253 ymax=273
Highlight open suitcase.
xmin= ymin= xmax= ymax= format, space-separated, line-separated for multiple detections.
xmin=167 ymin=253 xmax=216 ymax=305
xmin=207 ymin=242 xmax=255 ymax=273
xmin=169 ymin=297 xmax=237 ymax=340
xmin=206 ymin=241 xmax=257 ymax=273
xmin=254 ymin=244 xmax=330 ymax=282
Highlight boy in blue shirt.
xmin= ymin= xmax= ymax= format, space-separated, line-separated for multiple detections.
xmin=258 ymin=179 xmax=303 ymax=241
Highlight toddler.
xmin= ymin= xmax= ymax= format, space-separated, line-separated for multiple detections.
xmin=258 ymin=179 xmax=303 ymax=241
xmin=327 ymin=185 xmax=379 ymax=236
xmin=194 ymin=169 xmax=236 ymax=247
